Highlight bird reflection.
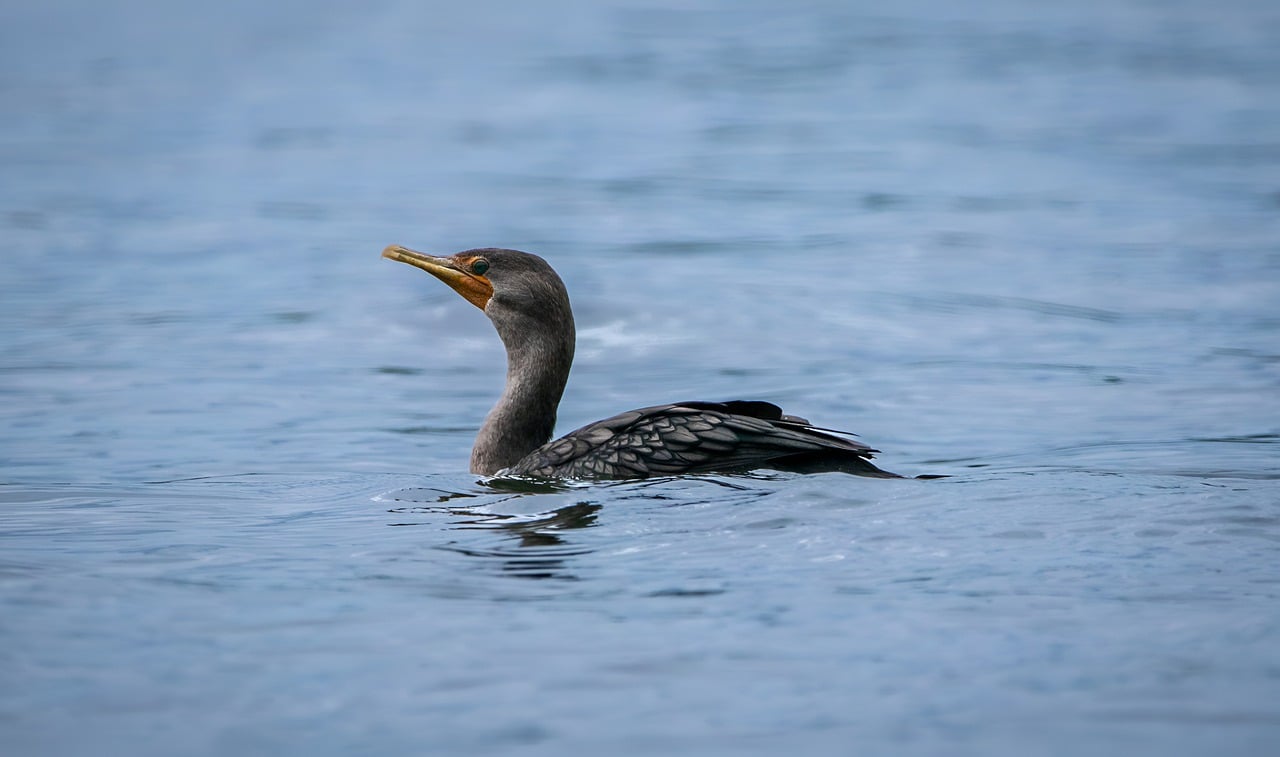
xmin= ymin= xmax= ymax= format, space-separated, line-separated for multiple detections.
xmin=381 ymin=474 xmax=776 ymax=581
xmin=384 ymin=485 xmax=600 ymax=580
xmin=497 ymin=501 xmax=600 ymax=548
xmin=445 ymin=502 xmax=601 ymax=580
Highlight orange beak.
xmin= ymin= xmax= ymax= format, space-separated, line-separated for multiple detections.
xmin=382 ymin=245 xmax=494 ymax=310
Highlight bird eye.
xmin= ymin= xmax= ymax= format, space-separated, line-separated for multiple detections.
xmin=470 ymin=258 xmax=489 ymax=275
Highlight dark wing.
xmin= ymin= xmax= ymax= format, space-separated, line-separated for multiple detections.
xmin=502 ymin=400 xmax=900 ymax=480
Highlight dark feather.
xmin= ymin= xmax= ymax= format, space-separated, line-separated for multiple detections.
xmin=503 ymin=400 xmax=900 ymax=479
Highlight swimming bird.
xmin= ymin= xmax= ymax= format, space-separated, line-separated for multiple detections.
xmin=382 ymin=245 xmax=902 ymax=479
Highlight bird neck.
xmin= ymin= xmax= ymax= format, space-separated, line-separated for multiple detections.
xmin=471 ymin=313 xmax=575 ymax=475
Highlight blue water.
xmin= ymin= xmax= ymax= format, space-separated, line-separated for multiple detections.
xmin=3 ymin=1 xmax=1280 ymax=755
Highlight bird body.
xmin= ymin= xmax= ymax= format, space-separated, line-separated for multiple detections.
xmin=505 ymin=400 xmax=898 ymax=479
xmin=382 ymin=246 xmax=901 ymax=480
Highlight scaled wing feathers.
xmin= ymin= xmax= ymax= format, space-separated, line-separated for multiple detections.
xmin=503 ymin=401 xmax=892 ymax=479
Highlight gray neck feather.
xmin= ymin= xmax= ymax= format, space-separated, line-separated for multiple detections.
xmin=470 ymin=303 xmax=575 ymax=475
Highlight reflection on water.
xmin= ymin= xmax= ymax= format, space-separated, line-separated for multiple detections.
xmin=379 ymin=475 xmax=779 ymax=579
xmin=384 ymin=485 xmax=600 ymax=579
xmin=442 ymin=503 xmax=601 ymax=580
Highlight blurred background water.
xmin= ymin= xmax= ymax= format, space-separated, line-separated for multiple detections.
xmin=2 ymin=1 xmax=1279 ymax=755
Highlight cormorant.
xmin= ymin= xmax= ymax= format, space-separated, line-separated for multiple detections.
xmin=382 ymin=245 xmax=903 ymax=480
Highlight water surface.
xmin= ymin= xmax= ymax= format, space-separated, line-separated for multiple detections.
xmin=2 ymin=1 xmax=1279 ymax=755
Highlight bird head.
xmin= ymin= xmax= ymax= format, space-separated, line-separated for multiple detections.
xmin=381 ymin=245 xmax=574 ymax=340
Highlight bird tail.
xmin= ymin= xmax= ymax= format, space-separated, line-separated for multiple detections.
xmin=770 ymin=451 xmax=904 ymax=478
